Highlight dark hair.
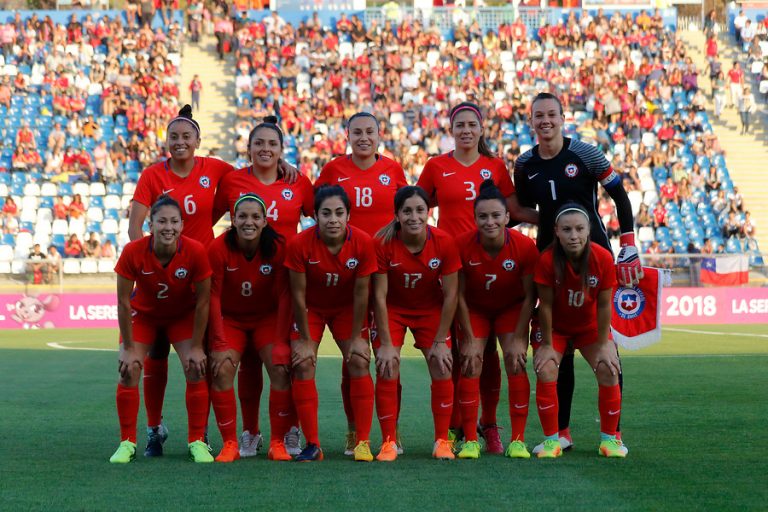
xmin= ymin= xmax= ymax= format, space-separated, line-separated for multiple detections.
xmin=449 ymin=101 xmax=494 ymax=158
xmin=149 ymin=194 xmax=182 ymax=221
xmin=474 ymin=179 xmax=507 ymax=211
xmin=376 ymin=186 xmax=430 ymax=242
xmin=167 ymin=104 xmax=201 ymax=136
xmin=531 ymin=92 xmax=564 ymax=116
xmin=314 ymin=184 xmax=350 ymax=215
xmin=248 ymin=115 xmax=283 ymax=148
xmin=551 ymin=202 xmax=591 ymax=290
xmin=346 ymin=112 xmax=379 ymax=132
xmin=225 ymin=193 xmax=283 ymax=260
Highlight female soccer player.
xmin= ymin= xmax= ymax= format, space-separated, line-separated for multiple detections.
xmin=128 ymin=105 xmax=234 ymax=457
xmin=315 ymin=111 xmax=408 ymax=454
xmin=109 ymin=196 xmax=212 ymax=463
xmin=207 ymin=194 xmax=294 ymax=462
xmin=372 ymin=186 xmax=461 ymax=461
xmin=213 ymin=116 xmax=313 ymax=457
xmin=454 ymin=181 xmax=538 ymax=459
xmin=284 ymin=185 xmax=378 ymax=462
xmin=532 ymin=203 xmax=626 ymax=458
xmin=416 ymin=101 xmax=537 ymax=453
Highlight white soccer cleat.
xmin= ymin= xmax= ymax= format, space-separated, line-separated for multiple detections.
xmin=238 ymin=430 xmax=263 ymax=458
xmin=284 ymin=426 xmax=302 ymax=456
xmin=532 ymin=433 xmax=573 ymax=455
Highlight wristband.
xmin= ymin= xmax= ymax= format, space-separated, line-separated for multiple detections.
xmin=619 ymin=232 xmax=635 ymax=247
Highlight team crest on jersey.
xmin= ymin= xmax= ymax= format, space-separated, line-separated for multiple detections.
xmin=345 ymin=258 xmax=359 ymax=269
xmin=502 ymin=259 xmax=516 ymax=271
xmin=564 ymin=163 xmax=579 ymax=178
xmin=379 ymin=174 xmax=391 ymax=186
xmin=480 ymin=169 xmax=492 ymax=180
xmin=260 ymin=264 xmax=273 ymax=275
xmin=281 ymin=188 xmax=293 ymax=200
xmin=587 ymin=275 xmax=599 ymax=288
xmin=613 ymin=286 xmax=646 ymax=320
xmin=428 ymin=257 xmax=441 ymax=269
xmin=174 ymin=267 xmax=188 ymax=279
xmin=199 ymin=175 xmax=211 ymax=188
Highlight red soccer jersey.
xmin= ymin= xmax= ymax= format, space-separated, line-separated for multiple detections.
xmin=534 ymin=242 xmax=617 ymax=336
xmin=284 ymin=225 xmax=378 ymax=314
xmin=213 ymin=167 xmax=314 ymax=241
xmin=376 ymin=226 xmax=462 ymax=312
xmin=207 ymin=233 xmax=290 ymax=345
xmin=416 ymin=153 xmax=515 ymax=237
xmin=132 ymin=157 xmax=234 ymax=245
xmin=456 ymin=228 xmax=538 ymax=313
xmin=315 ymin=154 xmax=408 ymax=237
xmin=114 ymin=235 xmax=212 ymax=319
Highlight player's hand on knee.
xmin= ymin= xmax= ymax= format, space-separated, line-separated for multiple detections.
xmin=375 ymin=344 xmax=400 ymax=379
xmin=291 ymin=339 xmax=316 ymax=368
xmin=210 ymin=351 xmax=235 ymax=378
xmin=459 ymin=338 xmax=483 ymax=376
xmin=429 ymin=341 xmax=452 ymax=375
xmin=533 ymin=345 xmax=559 ymax=375
xmin=118 ymin=348 xmax=143 ymax=378
xmin=593 ymin=343 xmax=621 ymax=377
xmin=186 ymin=348 xmax=207 ymax=378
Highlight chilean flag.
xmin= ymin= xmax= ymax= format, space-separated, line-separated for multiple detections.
xmin=701 ymin=255 xmax=749 ymax=286
xmin=611 ymin=267 xmax=671 ymax=350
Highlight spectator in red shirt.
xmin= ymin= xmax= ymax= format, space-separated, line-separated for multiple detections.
xmin=53 ymin=196 xmax=69 ymax=220
xmin=64 ymin=234 xmax=85 ymax=258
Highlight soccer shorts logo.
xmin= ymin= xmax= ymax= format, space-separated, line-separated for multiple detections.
xmin=587 ymin=274 xmax=599 ymax=288
xmin=281 ymin=188 xmax=293 ymax=200
xmin=345 ymin=258 xmax=359 ymax=269
xmin=613 ymin=287 xmax=646 ymax=320
xmin=428 ymin=257 xmax=442 ymax=269
xmin=502 ymin=258 xmax=516 ymax=271
xmin=174 ymin=267 xmax=189 ymax=279
xmin=260 ymin=264 xmax=273 ymax=275
xmin=480 ymin=169 xmax=492 ymax=180
xmin=379 ymin=174 xmax=391 ymax=186
xmin=199 ymin=175 xmax=211 ymax=188
xmin=564 ymin=163 xmax=579 ymax=178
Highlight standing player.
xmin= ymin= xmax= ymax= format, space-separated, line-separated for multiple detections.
xmin=315 ymin=111 xmax=407 ymax=455
xmin=372 ymin=186 xmax=461 ymax=461
xmin=109 ymin=196 xmax=213 ymax=463
xmin=417 ymin=101 xmax=537 ymax=453
xmin=207 ymin=194 xmax=294 ymax=462
xmin=454 ymin=181 xmax=538 ymax=459
xmin=513 ymin=92 xmax=642 ymax=452
xmin=213 ymin=116 xmax=314 ymax=457
xmin=128 ymin=105 xmax=234 ymax=457
xmin=284 ymin=185 xmax=378 ymax=462
xmin=532 ymin=203 xmax=626 ymax=458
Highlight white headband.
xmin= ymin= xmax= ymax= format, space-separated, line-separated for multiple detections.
xmin=555 ymin=207 xmax=589 ymax=223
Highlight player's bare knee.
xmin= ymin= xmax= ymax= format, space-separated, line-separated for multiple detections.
xmin=119 ymin=368 xmax=141 ymax=387
xmin=266 ymin=364 xmax=290 ymax=390
xmin=536 ymin=363 xmax=558 ymax=383
xmin=292 ymin=360 xmax=315 ymax=380
xmin=594 ymin=363 xmax=618 ymax=386
xmin=212 ymin=368 xmax=233 ymax=392
xmin=346 ymin=355 xmax=369 ymax=375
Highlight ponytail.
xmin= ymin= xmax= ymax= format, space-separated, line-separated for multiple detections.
xmin=225 ymin=193 xmax=285 ymax=260
xmin=551 ymin=202 xmax=591 ymax=290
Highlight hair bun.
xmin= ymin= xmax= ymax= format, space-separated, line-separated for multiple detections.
xmin=479 ymin=179 xmax=497 ymax=193
xmin=264 ymin=115 xmax=279 ymax=124
xmin=178 ymin=104 xmax=193 ymax=119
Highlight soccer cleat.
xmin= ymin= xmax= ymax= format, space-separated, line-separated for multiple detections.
xmin=267 ymin=440 xmax=293 ymax=461
xmin=599 ymin=438 xmax=628 ymax=458
xmin=109 ymin=440 xmax=137 ymax=464
xmin=432 ymin=439 xmax=456 ymax=460
xmin=536 ymin=439 xmax=563 ymax=459
xmin=533 ymin=430 xmax=573 ymax=455
xmin=395 ymin=427 xmax=404 ymax=455
xmin=447 ymin=427 xmax=464 ymax=451
xmin=284 ymin=426 xmax=302 ymax=456
xmin=215 ymin=440 xmax=240 ymax=463
xmin=376 ymin=438 xmax=398 ymax=462
xmin=188 ymin=440 xmax=214 ymax=463
xmin=295 ymin=442 xmax=324 ymax=462
xmin=504 ymin=440 xmax=531 ymax=459
xmin=343 ymin=430 xmax=357 ymax=456
xmin=479 ymin=424 xmax=504 ymax=454
xmin=353 ymin=440 xmax=374 ymax=462
xmin=144 ymin=423 xmax=168 ymax=457
xmin=457 ymin=440 xmax=482 ymax=459
xmin=238 ymin=430 xmax=263 ymax=458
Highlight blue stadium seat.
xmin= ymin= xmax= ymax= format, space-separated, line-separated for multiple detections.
xmin=106 ymin=183 xmax=122 ymax=195
xmin=104 ymin=209 xmax=120 ymax=220
xmin=104 ymin=233 xmax=118 ymax=246
xmin=58 ymin=183 xmax=73 ymax=196
xmin=1 ymin=233 xmax=14 ymax=245
xmin=39 ymin=196 xmax=54 ymax=209
xmin=725 ymin=237 xmax=743 ymax=253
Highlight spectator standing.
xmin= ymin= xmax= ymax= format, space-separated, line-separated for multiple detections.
xmin=189 ymin=75 xmax=202 ymax=112
xmin=738 ymin=85 xmax=757 ymax=135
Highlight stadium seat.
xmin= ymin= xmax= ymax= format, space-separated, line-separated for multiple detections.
xmin=98 ymin=258 xmax=115 ymax=273
xmin=58 ymin=183 xmax=73 ymax=197
xmin=104 ymin=195 xmax=121 ymax=210
xmin=51 ymin=219 xmax=68 ymax=235
xmin=40 ymin=182 xmax=58 ymax=197
xmin=0 ymin=261 xmax=10 ymax=273
xmin=20 ymin=208 xmax=37 ymax=224
xmin=90 ymin=182 xmax=106 ymax=196
xmin=87 ymin=207 xmax=104 ymax=222
xmin=102 ymin=219 xmax=119 ymax=234
xmin=62 ymin=259 xmax=81 ymax=274
xmin=80 ymin=258 xmax=98 ymax=273
xmin=69 ymin=219 xmax=86 ymax=237
xmin=122 ymin=182 xmax=136 ymax=196
xmin=73 ymin=182 xmax=90 ymax=197
xmin=89 ymin=196 xmax=104 ymax=209
xmin=106 ymin=182 xmax=122 ymax=195
xmin=23 ymin=183 xmax=41 ymax=197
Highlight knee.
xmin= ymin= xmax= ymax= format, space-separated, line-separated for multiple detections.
xmin=266 ymin=364 xmax=290 ymax=391
xmin=595 ymin=364 xmax=619 ymax=386
xmin=346 ymin=356 xmax=369 ymax=376
xmin=119 ymin=367 xmax=142 ymax=387
xmin=212 ymin=366 xmax=235 ymax=392
xmin=536 ymin=363 xmax=558 ymax=383
xmin=429 ymin=362 xmax=452 ymax=381
xmin=293 ymin=360 xmax=315 ymax=380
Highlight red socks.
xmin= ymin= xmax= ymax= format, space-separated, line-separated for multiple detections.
xmin=292 ymin=378 xmax=320 ymax=446
xmin=340 ymin=361 xmax=355 ymax=426
xmin=457 ymin=376 xmax=480 ymax=442
xmin=376 ymin=377 xmax=398 ymax=441
xmin=349 ymin=375 xmax=374 ymax=443
xmin=598 ymin=384 xmax=622 ymax=436
xmin=508 ymin=373 xmax=530 ymax=442
xmin=430 ymin=378 xmax=454 ymax=441
xmin=185 ymin=380 xmax=210 ymax=443
xmin=536 ymin=380 xmax=559 ymax=437
xmin=211 ymin=388 xmax=237 ymax=444
xmin=480 ymin=348 xmax=501 ymax=426
xmin=142 ymin=357 xmax=167 ymax=427
xmin=116 ymin=383 xmax=139 ymax=443
xmin=269 ymin=387 xmax=293 ymax=441
xmin=237 ymin=355 xmax=263 ymax=434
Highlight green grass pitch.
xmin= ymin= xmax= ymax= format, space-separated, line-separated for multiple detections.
xmin=1 ymin=326 xmax=767 ymax=511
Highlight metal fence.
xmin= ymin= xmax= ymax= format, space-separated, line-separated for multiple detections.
xmin=363 ymin=6 xmax=543 ymax=36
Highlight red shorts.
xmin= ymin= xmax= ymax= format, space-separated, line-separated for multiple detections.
xmin=290 ymin=308 xmax=368 ymax=342
xmin=372 ymin=308 xmax=450 ymax=350
xmin=212 ymin=316 xmax=276 ymax=354
xmin=121 ymin=310 xmax=195 ymax=345
xmin=465 ymin=307 xmax=522 ymax=340
xmin=531 ymin=329 xmax=611 ymax=354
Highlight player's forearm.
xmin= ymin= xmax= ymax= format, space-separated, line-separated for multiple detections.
xmin=191 ymin=296 xmax=210 ymax=350
xmin=537 ymin=287 xmax=554 ymax=346
xmin=350 ymin=278 xmax=369 ymax=340
xmin=436 ymin=284 xmax=458 ymax=343
xmin=456 ymin=294 xmax=475 ymax=340
xmin=373 ymin=286 xmax=394 ymax=347
xmin=117 ymin=301 xmax=134 ymax=348
xmin=514 ymin=294 xmax=536 ymax=341
xmin=597 ymin=292 xmax=612 ymax=345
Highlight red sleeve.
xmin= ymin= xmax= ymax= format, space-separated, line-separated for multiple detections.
xmin=416 ymin=159 xmax=436 ymax=202
xmin=283 ymin=235 xmax=306 ymax=273
xmin=207 ymin=241 xmax=226 ymax=347
xmin=114 ymin=242 xmax=138 ymax=281
xmin=598 ymin=246 xmax=618 ymax=290
xmin=495 ymin=159 xmax=516 ymax=196
xmin=534 ymin=251 xmax=554 ymax=287
xmin=189 ymin=240 xmax=213 ymax=282
xmin=518 ymin=233 xmax=538 ymax=276
xmin=356 ymin=234 xmax=378 ymax=277
xmin=212 ymin=173 xmax=230 ymax=223
xmin=440 ymin=233 xmax=462 ymax=274
xmin=299 ymin=175 xmax=315 ymax=217
xmin=132 ymin=167 xmax=157 ymax=207
xmin=315 ymin=161 xmax=334 ymax=188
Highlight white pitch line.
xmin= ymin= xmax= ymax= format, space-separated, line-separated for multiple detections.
xmin=663 ymin=327 xmax=768 ymax=339
xmin=47 ymin=342 xmax=116 ymax=352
